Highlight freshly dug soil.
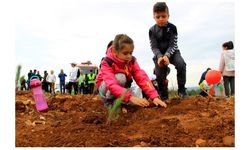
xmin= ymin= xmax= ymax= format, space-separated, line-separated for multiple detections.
xmin=15 ymin=91 xmax=234 ymax=147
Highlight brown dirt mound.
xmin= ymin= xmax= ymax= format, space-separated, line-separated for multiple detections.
xmin=15 ymin=91 xmax=234 ymax=147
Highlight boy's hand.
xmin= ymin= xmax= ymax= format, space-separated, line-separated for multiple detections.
xmin=162 ymin=56 xmax=170 ymax=65
xmin=130 ymin=96 xmax=150 ymax=107
xmin=157 ymin=56 xmax=169 ymax=67
xmin=153 ymin=98 xmax=167 ymax=108
xmin=157 ymin=57 xmax=164 ymax=67
xmin=157 ymin=57 xmax=166 ymax=68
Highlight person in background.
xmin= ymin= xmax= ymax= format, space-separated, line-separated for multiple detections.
xmin=198 ymin=68 xmax=211 ymax=97
xmin=219 ymin=41 xmax=235 ymax=97
xmin=87 ymin=69 xmax=96 ymax=94
xmin=20 ymin=75 xmax=27 ymax=91
xmin=78 ymin=70 xmax=86 ymax=94
xmin=42 ymin=70 xmax=49 ymax=92
xmin=36 ymin=71 xmax=43 ymax=81
xmin=27 ymin=70 xmax=33 ymax=90
xmin=58 ymin=69 xmax=67 ymax=94
xmin=68 ymin=62 xmax=80 ymax=95
xmin=33 ymin=69 xmax=37 ymax=77
xmin=46 ymin=70 xmax=56 ymax=95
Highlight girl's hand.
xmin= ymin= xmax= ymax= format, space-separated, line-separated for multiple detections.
xmin=130 ymin=96 xmax=150 ymax=107
xmin=153 ymin=97 xmax=167 ymax=108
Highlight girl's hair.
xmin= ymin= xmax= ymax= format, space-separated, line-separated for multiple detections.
xmin=153 ymin=2 xmax=169 ymax=14
xmin=107 ymin=40 xmax=113 ymax=50
xmin=222 ymin=41 xmax=234 ymax=50
xmin=112 ymin=34 xmax=134 ymax=52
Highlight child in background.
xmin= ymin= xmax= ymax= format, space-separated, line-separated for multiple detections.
xmin=219 ymin=41 xmax=235 ymax=97
xmin=96 ymin=34 xmax=166 ymax=108
xmin=149 ymin=2 xmax=187 ymax=100
xmin=198 ymin=68 xmax=211 ymax=97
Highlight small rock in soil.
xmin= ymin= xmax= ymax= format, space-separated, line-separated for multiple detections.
xmin=195 ymin=138 xmax=206 ymax=147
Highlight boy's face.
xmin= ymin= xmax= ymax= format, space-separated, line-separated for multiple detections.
xmin=115 ymin=44 xmax=133 ymax=63
xmin=153 ymin=11 xmax=169 ymax=27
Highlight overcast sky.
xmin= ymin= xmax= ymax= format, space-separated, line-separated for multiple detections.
xmin=15 ymin=0 xmax=234 ymax=87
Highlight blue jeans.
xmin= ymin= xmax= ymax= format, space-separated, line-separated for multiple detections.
xmin=60 ymin=81 xmax=66 ymax=94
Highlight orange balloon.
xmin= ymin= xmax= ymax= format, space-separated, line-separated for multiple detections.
xmin=205 ymin=70 xmax=222 ymax=85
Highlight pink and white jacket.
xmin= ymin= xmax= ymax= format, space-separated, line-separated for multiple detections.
xmin=96 ymin=46 xmax=159 ymax=102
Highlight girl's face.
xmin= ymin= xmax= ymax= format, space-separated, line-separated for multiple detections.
xmin=154 ymin=11 xmax=169 ymax=27
xmin=115 ymin=44 xmax=133 ymax=62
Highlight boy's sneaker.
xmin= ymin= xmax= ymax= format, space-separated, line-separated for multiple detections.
xmin=160 ymin=94 xmax=169 ymax=102
xmin=178 ymin=88 xmax=188 ymax=99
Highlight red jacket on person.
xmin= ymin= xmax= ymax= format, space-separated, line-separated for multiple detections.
xmin=96 ymin=46 xmax=159 ymax=102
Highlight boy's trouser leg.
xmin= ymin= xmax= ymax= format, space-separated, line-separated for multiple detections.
xmin=169 ymin=51 xmax=187 ymax=94
xmin=154 ymin=58 xmax=169 ymax=100
xmin=223 ymin=76 xmax=230 ymax=97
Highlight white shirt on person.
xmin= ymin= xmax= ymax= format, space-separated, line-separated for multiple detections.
xmin=69 ymin=66 xmax=79 ymax=82
xmin=46 ymin=74 xmax=56 ymax=83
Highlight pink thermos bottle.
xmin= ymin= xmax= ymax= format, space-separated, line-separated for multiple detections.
xmin=30 ymin=76 xmax=48 ymax=112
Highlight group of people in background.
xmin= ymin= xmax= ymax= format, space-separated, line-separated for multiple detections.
xmin=18 ymin=63 xmax=97 ymax=95
xmin=198 ymin=41 xmax=235 ymax=98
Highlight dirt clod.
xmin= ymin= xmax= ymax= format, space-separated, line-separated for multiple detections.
xmin=195 ymin=139 xmax=206 ymax=147
xmin=223 ymin=136 xmax=234 ymax=146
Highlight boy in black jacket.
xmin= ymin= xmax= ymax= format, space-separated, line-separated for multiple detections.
xmin=149 ymin=2 xmax=187 ymax=100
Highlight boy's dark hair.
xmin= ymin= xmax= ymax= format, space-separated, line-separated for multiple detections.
xmin=112 ymin=34 xmax=134 ymax=52
xmin=222 ymin=41 xmax=234 ymax=50
xmin=153 ymin=2 xmax=169 ymax=14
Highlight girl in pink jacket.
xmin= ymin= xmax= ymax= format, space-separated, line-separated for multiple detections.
xmin=96 ymin=34 xmax=166 ymax=108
